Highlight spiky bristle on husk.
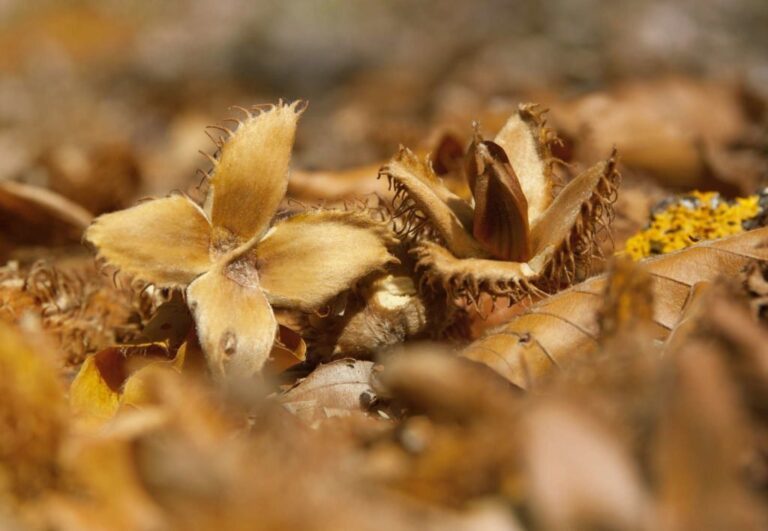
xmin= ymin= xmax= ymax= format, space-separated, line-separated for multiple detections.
xmin=411 ymin=151 xmax=620 ymax=307
xmin=532 ymin=149 xmax=620 ymax=290
xmin=378 ymin=147 xmax=484 ymax=258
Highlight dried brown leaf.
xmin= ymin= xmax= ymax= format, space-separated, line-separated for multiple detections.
xmin=0 ymin=180 xmax=92 ymax=254
xmin=69 ymin=342 xmax=181 ymax=423
xmin=524 ymin=402 xmax=650 ymax=530
xmin=655 ymin=343 xmax=768 ymax=530
xmin=266 ymin=325 xmax=307 ymax=373
xmin=462 ymin=228 xmax=768 ymax=388
xmin=280 ymin=359 xmax=377 ymax=425
xmin=0 ymin=323 xmax=66 ymax=501
xmin=549 ymin=78 xmax=753 ymax=191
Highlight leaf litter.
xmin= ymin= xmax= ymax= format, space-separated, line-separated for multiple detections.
xmin=1 ymin=5 xmax=768 ymax=529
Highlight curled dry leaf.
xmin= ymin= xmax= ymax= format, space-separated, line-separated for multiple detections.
xmin=69 ymin=343 xmax=177 ymax=424
xmin=85 ymin=102 xmax=398 ymax=382
xmin=380 ymin=104 xmax=619 ymax=306
xmin=267 ymin=325 xmax=307 ymax=373
xmin=40 ymin=142 xmax=142 ymax=215
xmin=69 ymin=295 xmax=199 ymax=423
xmin=0 ymin=180 xmax=92 ymax=257
xmin=655 ymin=342 xmax=768 ymax=530
xmin=548 ymin=77 xmax=757 ymax=192
xmin=369 ymin=347 xmax=524 ymax=506
xmin=279 ymin=359 xmax=377 ymax=426
xmin=664 ymin=277 xmax=768 ymax=422
xmin=0 ymin=323 xmax=66 ymax=502
xmin=462 ymin=228 xmax=768 ymax=388
xmin=524 ymin=402 xmax=650 ymax=531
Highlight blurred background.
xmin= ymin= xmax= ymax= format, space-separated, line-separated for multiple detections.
xmin=1 ymin=0 xmax=767 ymax=211
xmin=2 ymin=5 xmax=768 ymax=529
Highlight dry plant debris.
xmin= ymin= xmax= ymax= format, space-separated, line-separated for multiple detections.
xmin=462 ymin=228 xmax=768 ymax=388
xmin=2 ymin=76 xmax=768 ymax=529
xmin=381 ymin=104 xmax=620 ymax=306
xmin=84 ymin=102 xmax=398 ymax=382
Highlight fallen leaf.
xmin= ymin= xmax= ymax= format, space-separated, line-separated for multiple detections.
xmin=280 ymin=359 xmax=377 ymax=426
xmin=524 ymin=401 xmax=650 ymax=530
xmin=0 ymin=181 xmax=92 ymax=257
xmin=69 ymin=343 xmax=175 ymax=424
xmin=462 ymin=228 xmax=768 ymax=388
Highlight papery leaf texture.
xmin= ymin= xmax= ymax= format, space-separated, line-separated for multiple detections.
xmin=461 ymin=228 xmax=768 ymax=388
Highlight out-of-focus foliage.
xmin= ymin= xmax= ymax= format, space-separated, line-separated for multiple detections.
xmin=1 ymin=1 xmax=768 ymax=529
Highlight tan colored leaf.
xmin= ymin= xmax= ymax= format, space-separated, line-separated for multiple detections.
xmin=549 ymin=78 xmax=751 ymax=190
xmin=279 ymin=359 xmax=376 ymax=425
xmin=69 ymin=343 xmax=173 ymax=423
xmin=493 ymin=104 xmax=556 ymax=224
xmin=655 ymin=343 xmax=768 ymax=530
xmin=253 ymin=210 xmax=399 ymax=311
xmin=186 ymin=262 xmax=277 ymax=381
xmin=266 ymin=325 xmax=307 ymax=373
xmin=85 ymin=195 xmax=212 ymax=288
xmin=377 ymin=347 xmax=523 ymax=420
xmin=69 ymin=352 xmax=121 ymax=422
xmin=462 ymin=228 xmax=768 ymax=388
xmin=525 ymin=402 xmax=649 ymax=530
xmin=0 ymin=180 xmax=92 ymax=250
xmin=288 ymin=163 xmax=388 ymax=201
xmin=210 ymin=101 xmax=304 ymax=246
xmin=0 ymin=323 xmax=65 ymax=500
xmin=43 ymin=141 xmax=141 ymax=215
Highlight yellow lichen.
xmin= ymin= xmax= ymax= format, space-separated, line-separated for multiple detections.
xmin=625 ymin=191 xmax=760 ymax=260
